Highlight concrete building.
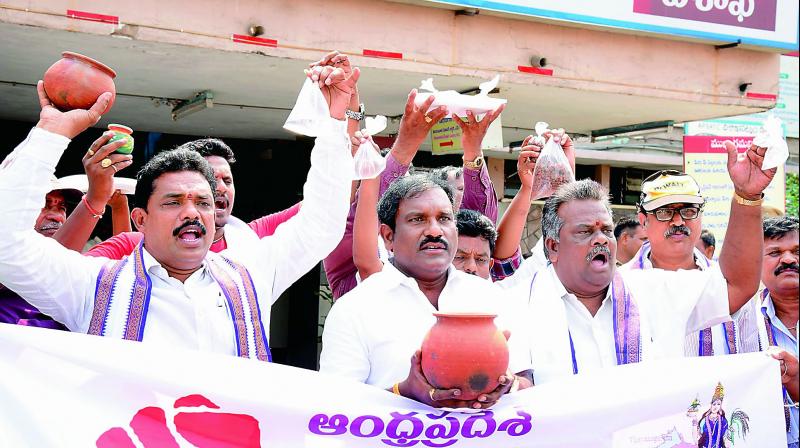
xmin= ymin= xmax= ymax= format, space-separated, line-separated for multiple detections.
xmin=1 ymin=0 xmax=796 ymax=368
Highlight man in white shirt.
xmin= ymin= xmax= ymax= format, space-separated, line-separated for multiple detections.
xmin=320 ymin=174 xmax=532 ymax=409
xmin=0 ymin=65 xmax=357 ymax=359
xmin=508 ymin=140 xmax=774 ymax=385
xmin=621 ymin=171 xmax=760 ymax=356
xmin=756 ymin=216 xmax=799 ymax=448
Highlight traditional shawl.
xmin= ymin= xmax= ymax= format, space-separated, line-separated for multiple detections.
xmin=88 ymin=241 xmax=271 ymax=361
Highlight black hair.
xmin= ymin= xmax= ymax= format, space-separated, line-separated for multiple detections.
xmin=134 ymin=148 xmax=216 ymax=209
xmin=763 ymin=216 xmax=799 ymax=240
xmin=178 ymin=138 xmax=236 ymax=164
xmin=456 ymin=209 xmax=497 ymax=255
xmin=377 ymin=174 xmax=454 ymax=231
xmin=614 ymin=216 xmax=641 ymax=239
xmin=432 ymin=166 xmax=463 ymax=182
xmin=699 ymin=229 xmax=716 ymax=249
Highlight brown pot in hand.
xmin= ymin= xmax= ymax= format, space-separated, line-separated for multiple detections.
xmin=43 ymin=52 xmax=116 ymax=113
xmin=420 ymin=312 xmax=509 ymax=402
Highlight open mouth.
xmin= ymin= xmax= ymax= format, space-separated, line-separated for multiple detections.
xmin=214 ymin=197 xmax=228 ymax=212
xmin=420 ymin=242 xmax=447 ymax=252
xmin=590 ymin=252 xmax=608 ymax=267
xmin=176 ymin=224 xmax=205 ymax=244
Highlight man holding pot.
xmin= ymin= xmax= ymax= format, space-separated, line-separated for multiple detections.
xmin=320 ymin=174 xmax=532 ymax=409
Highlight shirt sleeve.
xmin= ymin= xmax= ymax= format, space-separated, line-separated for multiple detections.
xmin=248 ymin=202 xmax=302 ymax=238
xmin=0 ymin=128 xmax=106 ymax=331
xmin=323 ymin=152 xmax=409 ymax=299
xmin=319 ymin=297 xmax=371 ymax=383
xmin=251 ymin=117 xmax=355 ymax=303
xmin=84 ymin=232 xmax=142 ymax=259
xmin=461 ymin=164 xmax=498 ymax=223
xmin=491 ymin=247 xmax=523 ymax=282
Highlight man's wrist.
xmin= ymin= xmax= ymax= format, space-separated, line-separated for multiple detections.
xmin=733 ymin=190 xmax=764 ymax=205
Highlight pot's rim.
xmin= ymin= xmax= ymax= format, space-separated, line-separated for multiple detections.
xmin=432 ymin=312 xmax=497 ymax=319
xmin=108 ymin=124 xmax=133 ymax=134
xmin=61 ymin=51 xmax=117 ymax=78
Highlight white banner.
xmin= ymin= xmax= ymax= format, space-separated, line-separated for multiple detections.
xmin=0 ymin=324 xmax=789 ymax=447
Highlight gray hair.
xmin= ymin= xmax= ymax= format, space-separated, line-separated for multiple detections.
xmin=541 ymin=179 xmax=612 ymax=259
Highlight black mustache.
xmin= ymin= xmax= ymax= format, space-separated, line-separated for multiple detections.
xmin=172 ymin=220 xmax=207 ymax=237
xmin=665 ymin=225 xmax=691 ymax=238
xmin=775 ymin=263 xmax=799 ymax=276
xmin=585 ymin=245 xmax=611 ymax=262
xmin=419 ymin=236 xmax=449 ymax=250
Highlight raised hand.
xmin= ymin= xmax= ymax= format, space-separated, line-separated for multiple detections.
xmin=82 ymin=132 xmax=133 ymax=212
xmin=724 ymin=141 xmax=777 ymax=200
xmin=453 ymin=104 xmax=505 ymax=163
xmin=392 ymin=89 xmax=448 ymax=165
xmin=517 ymin=137 xmax=539 ymax=191
xmin=35 ymin=80 xmax=111 ymax=140
xmin=306 ymin=51 xmax=360 ymax=120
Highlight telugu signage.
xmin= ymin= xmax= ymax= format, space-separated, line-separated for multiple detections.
xmin=684 ymin=135 xmax=786 ymax=251
xmin=414 ymin=0 xmax=798 ymax=50
xmin=431 ymin=114 xmax=503 ymax=155
xmin=0 ymin=325 xmax=788 ymax=447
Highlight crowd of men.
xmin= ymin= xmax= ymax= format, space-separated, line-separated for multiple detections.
xmin=0 ymin=51 xmax=797 ymax=447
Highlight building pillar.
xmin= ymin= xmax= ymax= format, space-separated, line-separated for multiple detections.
xmin=487 ymin=157 xmax=505 ymax=199
xmin=595 ymin=164 xmax=611 ymax=190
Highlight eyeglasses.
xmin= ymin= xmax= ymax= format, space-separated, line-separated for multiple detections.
xmin=647 ymin=206 xmax=702 ymax=222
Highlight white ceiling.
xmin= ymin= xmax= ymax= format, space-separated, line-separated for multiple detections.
xmin=0 ymin=21 xmax=767 ymax=149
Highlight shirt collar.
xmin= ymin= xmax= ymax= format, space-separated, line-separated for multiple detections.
xmin=140 ymin=245 xmax=210 ymax=281
xmin=761 ymin=290 xmax=798 ymax=342
xmin=638 ymin=241 xmax=712 ymax=270
xmin=545 ymin=264 xmax=612 ymax=302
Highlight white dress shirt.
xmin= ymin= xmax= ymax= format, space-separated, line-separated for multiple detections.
xmin=320 ymin=262 xmax=530 ymax=389
xmin=620 ymin=242 xmax=761 ymax=355
xmin=757 ymin=291 xmax=799 ymax=445
xmin=0 ymin=123 xmax=353 ymax=355
xmin=511 ymin=263 xmax=731 ymax=385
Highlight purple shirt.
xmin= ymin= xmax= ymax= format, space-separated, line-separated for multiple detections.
xmin=323 ymin=154 xmax=498 ymax=299
xmin=0 ymin=284 xmax=67 ymax=330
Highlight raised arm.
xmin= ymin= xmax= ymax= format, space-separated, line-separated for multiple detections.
xmin=456 ymin=106 xmax=504 ymax=223
xmin=0 ymin=82 xmax=111 ymax=329
xmin=352 ymin=135 xmax=384 ymax=281
xmin=719 ymin=140 xmax=776 ymax=313
xmin=53 ymin=132 xmax=132 ymax=251
xmin=494 ymin=137 xmax=537 ymax=260
xmin=263 ymin=56 xmax=359 ymax=299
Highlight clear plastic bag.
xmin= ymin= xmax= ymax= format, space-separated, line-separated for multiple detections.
xmin=530 ymin=123 xmax=575 ymax=200
xmin=352 ymin=116 xmax=388 ymax=180
xmin=754 ymin=115 xmax=788 ymax=170
xmin=283 ymin=78 xmax=331 ymax=137
xmin=414 ymin=75 xmax=506 ymax=116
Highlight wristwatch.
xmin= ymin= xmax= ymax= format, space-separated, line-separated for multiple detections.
xmin=463 ymin=155 xmax=484 ymax=170
xmin=345 ymin=103 xmax=365 ymax=121
xmin=733 ymin=191 xmax=764 ymax=206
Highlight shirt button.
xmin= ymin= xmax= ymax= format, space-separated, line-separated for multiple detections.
xmin=393 ymin=172 xmax=399 ymax=178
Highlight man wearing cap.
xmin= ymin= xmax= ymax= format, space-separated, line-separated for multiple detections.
xmin=0 ymin=177 xmax=81 ymax=329
xmin=621 ymin=170 xmax=761 ymax=356
xmin=504 ymin=138 xmax=774 ymax=385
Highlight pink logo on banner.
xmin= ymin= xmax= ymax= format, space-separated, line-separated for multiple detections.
xmin=633 ymin=0 xmax=776 ymax=31
xmin=96 ymin=394 xmax=261 ymax=447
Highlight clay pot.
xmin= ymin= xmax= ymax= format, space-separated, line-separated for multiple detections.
xmin=43 ymin=52 xmax=116 ymax=113
xmin=421 ymin=312 xmax=509 ymax=401
xmin=107 ymin=124 xmax=134 ymax=154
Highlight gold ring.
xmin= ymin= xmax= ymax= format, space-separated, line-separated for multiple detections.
xmin=428 ymin=388 xmax=436 ymax=402
xmin=100 ymin=158 xmax=113 ymax=168
xmin=424 ymin=115 xmax=432 ymax=124
xmin=87 ymin=149 xmax=95 ymax=156
xmin=111 ymin=164 xmax=118 ymax=173
xmin=782 ymin=361 xmax=788 ymax=377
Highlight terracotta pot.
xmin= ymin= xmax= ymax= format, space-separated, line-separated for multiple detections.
xmin=420 ymin=312 xmax=509 ymax=401
xmin=43 ymin=52 xmax=116 ymax=113
xmin=107 ymin=124 xmax=134 ymax=154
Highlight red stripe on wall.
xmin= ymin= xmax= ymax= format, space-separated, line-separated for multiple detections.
xmin=362 ymin=49 xmax=403 ymax=60
xmin=66 ymin=10 xmax=119 ymax=24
